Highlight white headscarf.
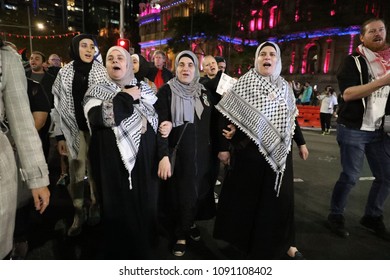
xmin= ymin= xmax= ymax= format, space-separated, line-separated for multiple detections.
xmin=106 ymin=46 xmax=134 ymax=88
xmin=254 ymin=41 xmax=283 ymax=87
xmin=216 ymin=41 xmax=297 ymax=196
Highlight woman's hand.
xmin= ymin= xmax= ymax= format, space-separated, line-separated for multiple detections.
xmin=57 ymin=140 xmax=68 ymax=156
xmin=123 ymin=86 xmax=141 ymax=101
xmin=159 ymin=121 xmax=172 ymax=138
xmin=222 ymin=124 xmax=236 ymax=139
xmin=158 ymin=156 xmax=172 ymax=180
xmin=298 ymin=144 xmax=309 ymax=160
xmin=31 ymin=186 xmax=50 ymax=214
xmin=218 ymin=151 xmax=230 ymax=165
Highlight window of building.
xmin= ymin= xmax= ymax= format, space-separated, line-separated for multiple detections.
xmin=302 ymin=42 xmax=318 ymax=74
xmin=269 ymin=6 xmax=278 ymax=28
xmin=289 ymin=50 xmax=296 ymax=74
xmin=364 ymin=0 xmax=380 ymax=17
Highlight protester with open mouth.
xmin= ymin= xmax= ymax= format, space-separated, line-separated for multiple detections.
xmin=52 ymin=34 xmax=106 ymax=237
xmin=213 ymin=41 xmax=309 ymax=260
xmin=84 ymin=46 xmax=160 ymax=259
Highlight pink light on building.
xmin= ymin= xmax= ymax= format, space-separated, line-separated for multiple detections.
xmin=139 ymin=3 xmax=161 ymax=17
xmin=289 ymin=51 xmax=296 ymax=74
xmin=349 ymin=34 xmax=355 ymax=54
xmin=330 ymin=10 xmax=335 ymax=16
xmin=294 ymin=0 xmax=301 ymax=22
xmin=301 ymin=42 xmax=316 ymax=74
xmin=269 ymin=6 xmax=277 ymax=28
xmin=294 ymin=11 xmax=299 ymax=22
xmin=250 ymin=19 xmax=255 ymax=31
xmin=323 ymin=39 xmax=333 ymax=74
xmin=257 ymin=10 xmax=263 ymax=30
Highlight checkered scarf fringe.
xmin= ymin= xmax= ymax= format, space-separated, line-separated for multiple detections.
xmin=84 ymin=78 xmax=158 ymax=189
xmin=52 ymin=60 xmax=108 ymax=159
xmin=216 ymin=69 xmax=298 ymax=195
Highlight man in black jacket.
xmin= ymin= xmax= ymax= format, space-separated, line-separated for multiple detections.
xmin=328 ymin=18 xmax=390 ymax=241
xmin=26 ymin=51 xmax=55 ymax=108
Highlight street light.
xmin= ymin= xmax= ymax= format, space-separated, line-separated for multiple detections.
xmin=0 ymin=5 xmax=44 ymax=54
xmin=27 ymin=5 xmax=45 ymax=53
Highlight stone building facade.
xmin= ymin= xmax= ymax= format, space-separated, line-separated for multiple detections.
xmin=138 ymin=0 xmax=389 ymax=92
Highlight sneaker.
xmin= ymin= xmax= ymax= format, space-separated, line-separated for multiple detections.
xmin=67 ymin=209 xmax=86 ymax=237
xmin=172 ymin=242 xmax=186 ymax=257
xmin=214 ymin=192 xmax=219 ymax=204
xmin=325 ymin=130 xmax=331 ymax=135
xmin=328 ymin=214 xmax=349 ymax=238
xmin=190 ymin=224 xmax=201 ymax=241
xmin=360 ymin=215 xmax=390 ymax=241
xmin=321 ymin=131 xmax=326 ymax=135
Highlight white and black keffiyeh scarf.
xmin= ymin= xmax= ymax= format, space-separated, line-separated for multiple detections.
xmin=52 ymin=60 xmax=108 ymax=159
xmin=84 ymin=78 xmax=158 ymax=189
xmin=216 ymin=68 xmax=297 ymax=195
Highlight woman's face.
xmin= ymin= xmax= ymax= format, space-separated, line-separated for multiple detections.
xmin=177 ymin=56 xmax=195 ymax=84
xmin=78 ymin=38 xmax=95 ymax=63
xmin=106 ymin=50 xmax=127 ymax=80
xmin=132 ymin=56 xmax=140 ymax=73
xmin=256 ymin=45 xmax=278 ymax=76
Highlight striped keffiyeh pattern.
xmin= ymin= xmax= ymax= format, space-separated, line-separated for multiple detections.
xmin=216 ymin=68 xmax=297 ymax=195
xmin=84 ymin=78 xmax=158 ymax=189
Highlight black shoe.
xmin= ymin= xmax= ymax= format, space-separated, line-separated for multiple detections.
xmin=10 ymin=241 xmax=28 ymax=260
xmin=328 ymin=214 xmax=349 ymax=238
xmin=190 ymin=224 xmax=201 ymax=241
xmin=172 ymin=242 xmax=186 ymax=257
xmin=360 ymin=215 xmax=390 ymax=241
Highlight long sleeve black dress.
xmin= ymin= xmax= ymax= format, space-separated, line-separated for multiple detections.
xmin=213 ymin=120 xmax=306 ymax=259
xmin=87 ymin=92 xmax=159 ymax=259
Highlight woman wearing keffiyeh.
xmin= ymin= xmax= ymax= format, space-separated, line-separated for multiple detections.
xmin=84 ymin=46 xmax=159 ymax=259
xmin=213 ymin=41 xmax=309 ymax=259
xmin=52 ymin=34 xmax=106 ymax=237
xmin=154 ymin=50 xmax=216 ymax=257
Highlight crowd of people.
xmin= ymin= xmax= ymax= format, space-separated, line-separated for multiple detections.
xmin=1 ymin=17 xmax=390 ymax=260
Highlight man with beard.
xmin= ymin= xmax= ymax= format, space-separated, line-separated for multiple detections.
xmin=328 ymin=18 xmax=390 ymax=241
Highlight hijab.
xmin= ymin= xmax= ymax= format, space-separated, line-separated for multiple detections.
xmin=132 ymin=53 xmax=151 ymax=82
xmin=69 ymin=33 xmax=95 ymax=61
xmin=167 ymin=50 xmax=205 ymax=127
xmin=106 ymin=46 xmax=134 ymax=88
xmin=254 ymin=41 xmax=283 ymax=87
xmin=216 ymin=41 xmax=297 ymax=195
xmin=70 ymin=33 xmax=95 ymax=75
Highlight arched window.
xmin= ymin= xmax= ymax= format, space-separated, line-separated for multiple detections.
xmin=269 ymin=6 xmax=278 ymax=28
xmin=289 ymin=50 xmax=296 ymax=74
xmin=302 ymin=42 xmax=319 ymax=74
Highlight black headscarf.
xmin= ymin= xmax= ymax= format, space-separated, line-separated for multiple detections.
xmin=69 ymin=33 xmax=95 ymax=62
xmin=69 ymin=34 xmax=96 ymax=131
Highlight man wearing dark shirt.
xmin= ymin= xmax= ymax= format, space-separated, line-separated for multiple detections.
xmin=148 ymin=50 xmax=173 ymax=90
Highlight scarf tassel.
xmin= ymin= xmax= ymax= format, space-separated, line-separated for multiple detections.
xmin=274 ymin=171 xmax=284 ymax=197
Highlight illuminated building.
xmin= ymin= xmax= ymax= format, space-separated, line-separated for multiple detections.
xmin=137 ymin=0 xmax=389 ymax=89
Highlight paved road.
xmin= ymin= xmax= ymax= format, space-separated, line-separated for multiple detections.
xmin=25 ymin=129 xmax=390 ymax=260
